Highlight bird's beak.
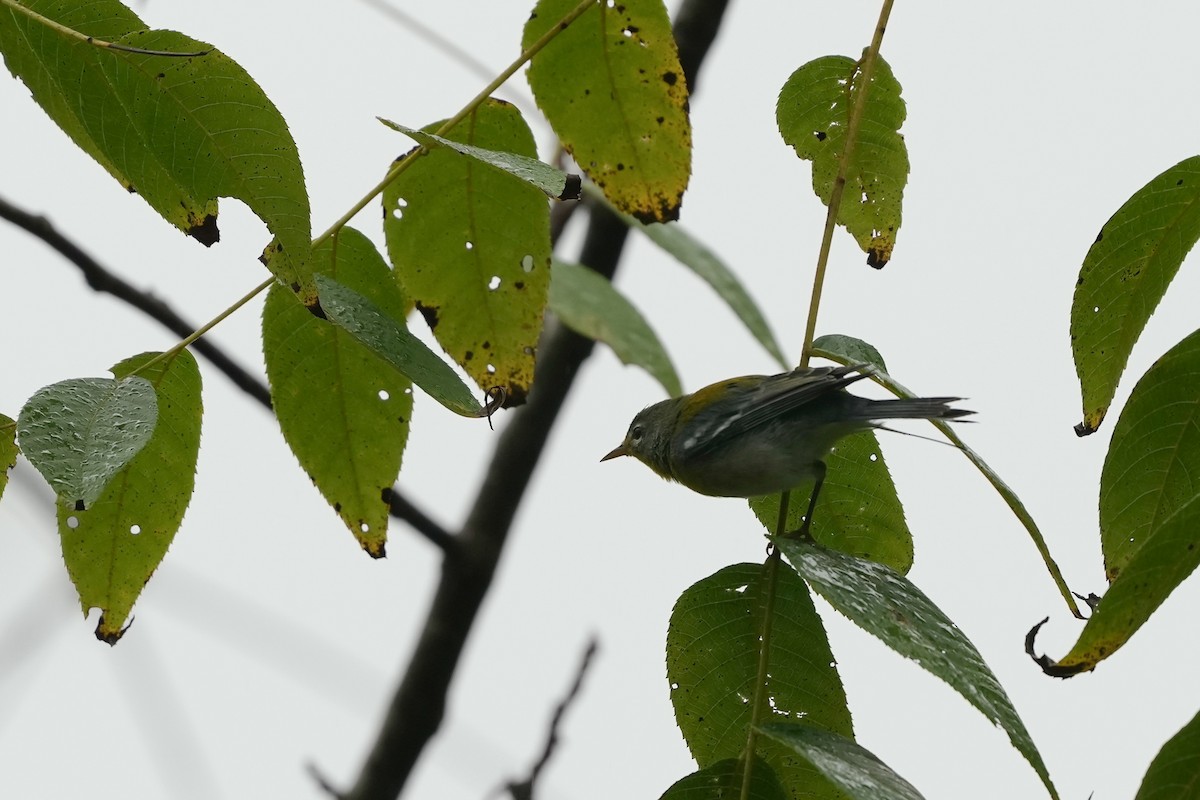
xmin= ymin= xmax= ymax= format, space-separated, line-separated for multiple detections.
xmin=600 ymin=442 xmax=629 ymax=462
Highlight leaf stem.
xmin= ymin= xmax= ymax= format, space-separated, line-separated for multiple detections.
xmin=798 ymin=0 xmax=895 ymax=368
xmin=130 ymin=277 xmax=275 ymax=378
xmin=311 ymin=0 xmax=599 ymax=249
xmin=740 ymin=490 xmax=790 ymax=800
xmin=0 ymin=0 xmax=210 ymax=56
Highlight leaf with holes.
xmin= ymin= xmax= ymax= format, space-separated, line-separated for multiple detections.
xmin=0 ymin=2 xmax=313 ymax=300
xmin=549 ymin=259 xmax=681 ymax=396
xmin=750 ymin=431 xmax=913 ymax=574
xmin=1071 ymin=156 xmax=1200 ymax=434
xmin=264 ymin=227 xmax=413 ymax=557
xmin=383 ymin=99 xmax=549 ymax=406
xmin=776 ymin=538 xmax=1057 ymax=799
xmin=58 ymin=351 xmax=202 ymax=644
xmin=379 ymin=118 xmax=580 ymax=200
xmin=525 ymin=0 xmax=691 ymax=222
xmin=316 ymin=275 xmax=484 ymax=418
xmin=0 ymin=413 xmax=17 ymax=503
xmin=760 ymin=723 xmax=924 ymax=800
xmin=17 ymin=375 xmax=158 ymax=509
xmin=666 ymin=563 xmax=851 ymax=800
xmin=659 ymin=758 xmax=789 ymax=800
xmin=777 ymin=54 xmax=909 ymax=268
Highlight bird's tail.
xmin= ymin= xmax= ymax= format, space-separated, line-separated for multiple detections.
xmin=862 ymin=397 xmax=973 ymax=421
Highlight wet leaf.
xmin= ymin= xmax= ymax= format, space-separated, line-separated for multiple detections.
xmin=59 ymin=351 xmax=202 ymax=643
xmin=776 ymin=538 xmax=1057 ymax=799
xmin=658 ymin=758 xmax=789 ymax=800
xmin=760 ymin=723 xmax=924 ymax=800
xmin=17 ymin=375 xmax=158 ymax=509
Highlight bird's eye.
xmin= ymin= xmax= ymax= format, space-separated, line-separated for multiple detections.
xmin=630 ymin=424 xmax=643 ymax=442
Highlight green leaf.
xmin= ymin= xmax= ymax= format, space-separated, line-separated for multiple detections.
xmin=1048 ymin=329 xmax=1200 ymax=672
xmin=524 ymin=0 xmax=691 ymax=222
xmin=659 ymin=758 xmax=789 ymax=800
xmin=263 ymin=228 xmax=413 ymax=557
xmin=750 ymin=431 xmax=913 ymax=574
xmin=315 ymin=274 xmax=484 ymax=418
xmin=1134 ymin=708 xmax=1200 ymax=800
xmin=810 ymin=335 xmax=1080 ymax=617
xmin=59 ymin=350 xmax=202 ymax=644
xmin=776 ymin=538 xmax=1058 ymax=800
xmin=17 ymin=375 xmax=158 ymax=509
xmin=777 ymin=55 xmax=909 ymax=268
xmin=587 ymin=184 xmax=786 ymax=368
xmin=1071 ymin=156 xmax=1200 ymax=434
xmin=811 ymin=334 xmax=887 ymax=373
xmin=759 ymin=724 xmax=924 ymax=800
xmin=666 ymin=563 xmax=852 ymax=800
xmin=0 ymin=414 xmax=17 ymax=503
xmin=0 ymin=3 xmax=313 ymax=298
xmin=549 ymin=260 xmax=682 ymax=396
xmin=383 ymin=99 xmax=549 ymax=406
xmin=379 ymin=117 xmax=579 ymax=200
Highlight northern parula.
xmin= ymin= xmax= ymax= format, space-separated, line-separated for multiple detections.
xmin=602 ymin=364 xmax=971 ymax=503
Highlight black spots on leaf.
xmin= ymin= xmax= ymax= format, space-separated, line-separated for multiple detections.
xmin=1094 ymin=230 xmax=1104 ymax=244
xmin=662 ymin=71 xmax=678 ymax=86
xmin=334 ymin=502 xmax=342 ymax=513
xmin=867 ymin=248 xmax=888 ymax=270
xmin=416 ymin=301 xmax=439 ymax=330
xmin=464 ymin=350 xmax=474 ymax=362
xmin=501 ymin=383 xmax=528 ymax=409
xmin=514 ymin=281 xmax=525 ymax=290
xmin=616 ymin=163 xmax=625 ymax=171
xmin=814 ymin=131 xmax=827 ymax=142
xmin=365 ymin=540 xmax=386 ymax=559
xmin=656 ymin=116 xmax=665 ymax=125
xmin=188 ymin=214 xmax=220 ymax=246
xmin=1177 ymin=178 xmax=1185 ymax=186
xmin=380 ymin=487 xmax=393 ymax=505
xmin=74 ymin=499 xmax=85 ymax=512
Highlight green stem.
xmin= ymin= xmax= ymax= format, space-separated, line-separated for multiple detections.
xmin=0 ymin=0 xmax=209 ymax=57
xmin=798 ymin=0 xmax=895 ymax=368
xmin=739 ymin=491 xmax=790 ymax=800
xmin=312 ymin=0 xmax=598 ymax=249
xmin=130 ymin=277 xmax=274 ymax=377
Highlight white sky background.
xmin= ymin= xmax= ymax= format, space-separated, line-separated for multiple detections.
xmin=2 ymin=1 xmax=1200 ymax=798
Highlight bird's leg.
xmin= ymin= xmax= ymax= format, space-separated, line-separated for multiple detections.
xmin=785 ymin=462 xmax=824 ymax=541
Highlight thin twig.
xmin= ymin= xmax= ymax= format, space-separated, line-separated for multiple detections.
xmin=504 ymin=638 xmax=600 ymax=800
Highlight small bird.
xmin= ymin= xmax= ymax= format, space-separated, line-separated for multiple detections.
xmin=602 ymin=364 xmax=971 ymax=530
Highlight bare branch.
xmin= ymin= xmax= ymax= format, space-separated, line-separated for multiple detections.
xmin=504 ymin=638 xmax=600 ymax=800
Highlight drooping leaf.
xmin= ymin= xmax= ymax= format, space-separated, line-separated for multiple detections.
xmin=750 ymin=431 xmax=913 ymax=574
xmin=759 ymin=723 xmax=924 ymax=800
xmin=549 ymin=260 xmax=681 ymax=396
xmin=667 ymin=563 xmax=852 ymax=800
xmin=810 ymin=335 xmax=1081 ymax=618
xmin=0 ymin=414 xmax=17 ymax=503
xmin=1045 ymin=329 xmax=1200 ymax=673
xmin=0 ymin=2 xmax=313 ymax=299
xmin=776 ymin=538 xmax=1057 ymax=800
xmin=1133 ymin=708 xmax=1200 ymax=800
xmin=524 ymin=0 xmax=691 ymax=222
xmin=659 ymin=758 xmax=789 ymax=800
xmin=315 ymin=274 xmax=484 ymax=418
xmin=17 ymin=375 xmax=158 ymax=509
xmin=58 ymin=350 xmax=202 ymax=643
xmin=587 ymin=184 xmax=786 ymax=368
xmin=1071 ymin=156 xmax=1200 ymax=434
xmin=378 ymin=118 xmax=580 ymax=200
xmin=777 ymin=54 xmax=909 ymax=268
xmin=383 ymin=99 xmax=549 ymax=406
xmin=263 ymin=228 xmax=413 ymax=557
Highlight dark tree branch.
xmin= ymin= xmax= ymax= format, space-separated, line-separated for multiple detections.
xmin=504 ymin=638 xmax=599 ymax=800
xmin=340 ymin=2 xmax=732 ymax=798
xmin=0 ymin=193 xmax=453 ymax=549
